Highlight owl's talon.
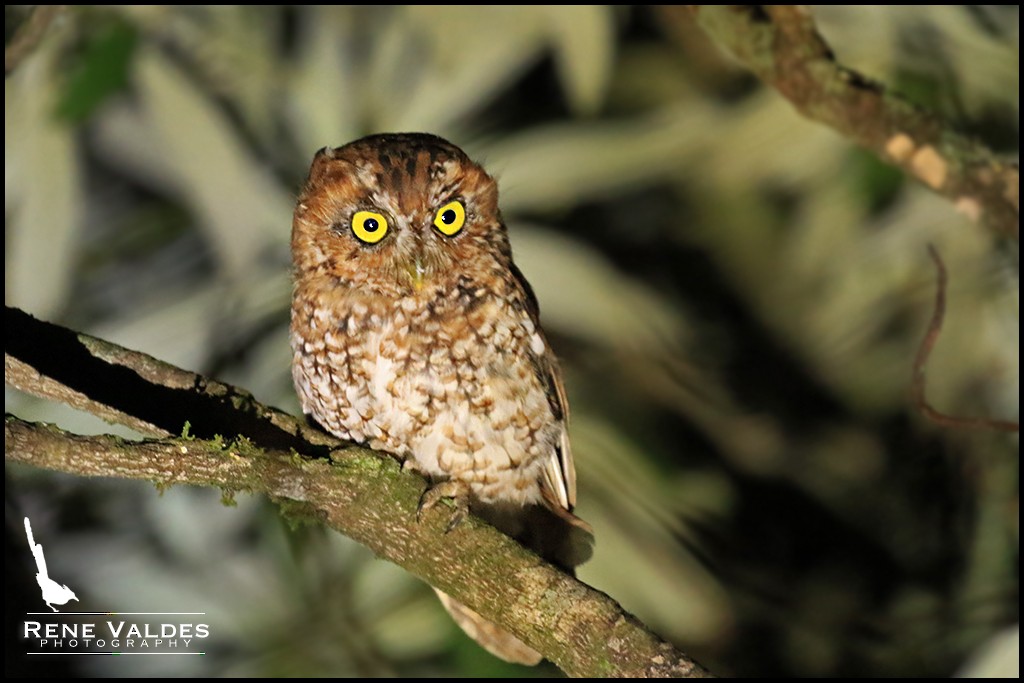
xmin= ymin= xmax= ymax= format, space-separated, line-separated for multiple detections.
xmin=444 ymin=504 xmax=468 ymax=534
xmin=417 ymin=480 xmax=470 ymax=532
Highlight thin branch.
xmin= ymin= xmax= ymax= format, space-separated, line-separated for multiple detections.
xmin=683 ymin=5 xmax=1019 ymax=240
xmin=911 ymin=247 xmax=1019 ymax=433
xmin=4 ymin=306 xmax=712 ymax=678
xmin=4 ymin=307 xmax=337 ymax=451
xmin=5 ymin=5 xmax=65 ymax=77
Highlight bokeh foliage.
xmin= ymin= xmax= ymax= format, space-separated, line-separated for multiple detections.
xmin=5 ymin=5 xmax=1018 ymax=677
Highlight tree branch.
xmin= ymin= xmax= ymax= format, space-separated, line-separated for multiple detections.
xmin=4 ymin=306 xmax=711 ymax=678
xmin=683 ymin=5 xmax=1019 ymax=240
xmin=5 ymin=5 xmax=65 ymax=77
xmin=911 ymin=247 xmax=1019 ymax=432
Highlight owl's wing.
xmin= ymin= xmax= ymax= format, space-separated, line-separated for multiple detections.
xmin=509 ymin=263 xmax=578 ymax=514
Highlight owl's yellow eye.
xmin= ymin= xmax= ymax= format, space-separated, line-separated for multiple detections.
xmin=433 ymin=200 xmax=466 ymax=236
xmin=351 ymin=210 xmax=389 ymax=244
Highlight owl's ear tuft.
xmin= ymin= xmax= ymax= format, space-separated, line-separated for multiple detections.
xmin=306 ymin=146 xmax=341 ymax=185
xmin=303 ymin=147 xmax=352 ymax=189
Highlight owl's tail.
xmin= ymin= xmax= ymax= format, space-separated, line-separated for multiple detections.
xmin=435 ymin=502 xmax=594 ymax=665
xmin=434 ymin=589 xmax=543 ymax=665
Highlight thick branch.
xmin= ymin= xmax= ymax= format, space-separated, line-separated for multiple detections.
xmin=685 ymin=5 xmax=1018 ymax=239
xmin=4 ymin=306 xmax=711 ymax=678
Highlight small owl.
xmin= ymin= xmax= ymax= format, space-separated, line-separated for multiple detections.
xmin=290 ymin=133 xmax=592 ymax=664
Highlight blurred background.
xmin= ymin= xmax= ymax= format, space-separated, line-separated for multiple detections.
xmin=5 ymin=5 xmax=1018 ymax=677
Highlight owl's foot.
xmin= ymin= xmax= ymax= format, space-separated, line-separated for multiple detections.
xmin=417 ymin=480 xmax=471 ymax=533
xmin=401 ymin=457 xmax=426 ymax=475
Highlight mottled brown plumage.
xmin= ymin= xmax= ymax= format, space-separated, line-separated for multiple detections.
xmin=290 ymin=133 xmax=592 ymax=664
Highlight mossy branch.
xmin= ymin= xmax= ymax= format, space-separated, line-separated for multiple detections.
xmin=4 ymin=306 xmax=711 ymax=678
xmin=684 ymin=5 xmax=1018 ymax=239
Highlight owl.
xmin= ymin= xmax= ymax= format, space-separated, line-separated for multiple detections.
xmin=290 ymin=133 xmax=592 ymax=665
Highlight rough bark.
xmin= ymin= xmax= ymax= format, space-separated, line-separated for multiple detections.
xmin=5 ymin=306 xmax=712 ymax=678
xmin=682 ymin=5 xmax=1018 ymax=240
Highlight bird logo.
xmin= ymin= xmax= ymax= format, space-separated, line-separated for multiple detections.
xmin=24 ymin=517 xmax=78 ymax=612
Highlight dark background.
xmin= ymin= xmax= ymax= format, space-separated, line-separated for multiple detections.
xmin=5 ymin=6 xmax=1018 ymax=677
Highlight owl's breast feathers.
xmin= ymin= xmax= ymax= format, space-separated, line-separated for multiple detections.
xmin=291 ymin=276 xmax=578 ymax=517
xmin=291 ymin=134 xmax=593 ymax=664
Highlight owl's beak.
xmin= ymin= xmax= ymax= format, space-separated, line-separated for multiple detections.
xmin=405 ymin=255 xmax=427 ymax=292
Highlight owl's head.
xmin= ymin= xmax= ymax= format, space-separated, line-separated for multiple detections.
xmin=292 ymin=133 xmax=509 ymax=296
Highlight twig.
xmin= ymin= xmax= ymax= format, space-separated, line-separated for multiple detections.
xmin=4 ymin=306 xmax=712 ymax=678
xmin=5 ymin=6 xmax=65 ymax=77
xmin=684 ymin=5 xmax=1019 ymax=240
xmin=911 ymin=247 xmax=1019 ymax=432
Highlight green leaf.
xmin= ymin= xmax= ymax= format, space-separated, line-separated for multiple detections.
xmin=509 ymin=223 xmax=690 ymax=355
xmin=381 ymin=6 xmax=548 ymax=133
xmin=55 ymin=18 xmax=138 ymax=123
xmin=849 ymin=147 xmax=905 ymax=214
xmin=545 ymin=5 xmax=616 ymax=115
xmin=6 ymin=36 xmax=83 ymax=319
xmin=133 ymin=47 xmax=292 ymax=276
